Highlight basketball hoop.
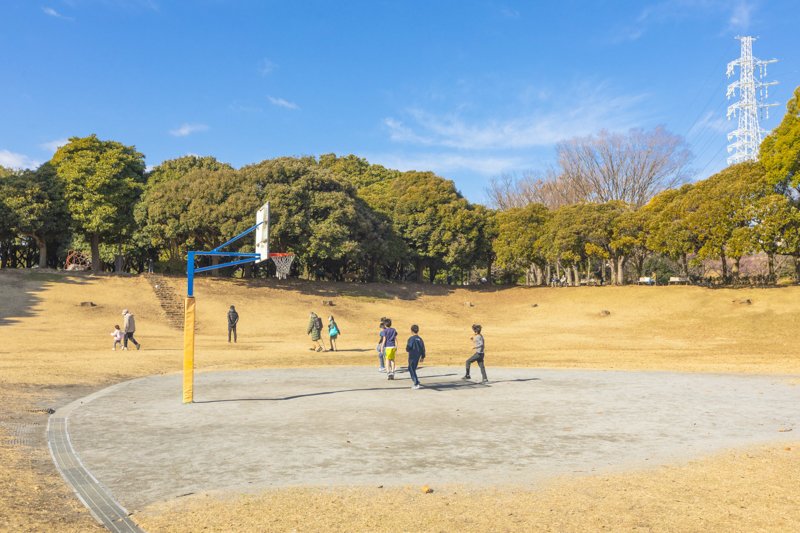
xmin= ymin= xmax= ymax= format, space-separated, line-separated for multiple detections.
xmin=269 ymin=253 xmax=295 ymax=279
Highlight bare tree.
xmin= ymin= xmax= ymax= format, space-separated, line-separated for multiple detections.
xmin=486 ymin=170 xmax=582 ymax=209
xmin=556 ymin=126 xmax=692 ymax=207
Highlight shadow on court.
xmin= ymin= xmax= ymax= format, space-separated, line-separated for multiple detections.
xmin=192 ymin=374 xmax=540 ymax=403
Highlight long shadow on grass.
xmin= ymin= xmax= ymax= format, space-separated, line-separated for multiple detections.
xmin=0 ymin=270 xmax=87 ymax=327
xmin=193 ymin=375 xmax=540 ymax=403
xmin=177 ymin=272 xmax=530 ymax=302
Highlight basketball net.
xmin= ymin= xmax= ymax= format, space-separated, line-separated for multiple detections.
xmin=269 ymin=253 xmax=294 ymax=280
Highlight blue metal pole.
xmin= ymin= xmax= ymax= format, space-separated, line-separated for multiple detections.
xmin=211 ymin=222 xmax=263 ymax=252
xmin=194 ymin=256 xmax=261 ymax=273
xmin=187 ymin=251 xmax=195 ymax=297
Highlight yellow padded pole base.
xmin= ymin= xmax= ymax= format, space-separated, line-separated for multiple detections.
xmin=182 ymin=297 xmax=196 ymax=404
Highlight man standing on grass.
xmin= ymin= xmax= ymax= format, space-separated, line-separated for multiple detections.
xmin=122 ymin=309 xmax=141 ymax=351
xmin=405 ymin=324 xmax=426 ymax=389
xmin=227 ymin=305 xmax=239 ymax=343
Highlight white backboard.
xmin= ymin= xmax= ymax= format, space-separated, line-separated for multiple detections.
xmin=255 ymin=202 xmax=269 ymax=263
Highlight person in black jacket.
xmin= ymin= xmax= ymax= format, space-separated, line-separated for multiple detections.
xmin=405 ymin=324 xmax=426 ymax=389
xmin=227 ymin=305 xmax=239 ymax=343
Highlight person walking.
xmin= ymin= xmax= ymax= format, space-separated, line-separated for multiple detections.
xmin=327 ymin=315 xmax=341 ymax=351
xmin=462 ymin=324 xmax=487 ymax=383
xmin=122 ymin=309 xmax=141 ymax=350
xmin=227 ymin=305 xmax=239 ymax=343
xmin=307 ymin=311 xmax=325 ymax=352
xmin=405 ymin=324 xmax=426 ymax=389
xmin=381 ymin=318 xmax=398 ymax=380
xmin=376 ymin=319 xmax=387 ymax=372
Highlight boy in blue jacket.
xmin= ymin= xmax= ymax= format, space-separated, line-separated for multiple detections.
xmin=405 ymin=324 xmax=426 ymax=389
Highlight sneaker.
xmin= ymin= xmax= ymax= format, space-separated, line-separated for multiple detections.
xmin=112 ymin=347 xmax=116 ymax=351
xmin=136 ymin=344 xmax=141 ymax=350
xmin=461 ymin=375 xmax=470 ymax=380
xmin=413 ymin=384 xmax=421 ymax=389
xmin=122 ymin=347 xmax=128 ymax=351
xmin=388 ymin=373 xmax=395 ymax=380
xmin=481 ymin=379 xmax=489 ymax=384
xmin=379 ymin=368 xmax=386 ymax=373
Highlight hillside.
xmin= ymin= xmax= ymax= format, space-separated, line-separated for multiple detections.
xmin=1 ymin=270 xmax=798 ymax=389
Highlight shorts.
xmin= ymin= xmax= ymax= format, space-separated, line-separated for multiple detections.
xmin=384 ymin=347 xmax=397 ymax=361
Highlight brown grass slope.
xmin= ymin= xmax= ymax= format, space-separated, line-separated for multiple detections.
xmin=0 ymin=270 xmax=798 ymax=531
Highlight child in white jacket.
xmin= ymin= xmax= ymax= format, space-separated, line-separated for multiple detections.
xmin=111 ymin=325 xmax=124 ymax=351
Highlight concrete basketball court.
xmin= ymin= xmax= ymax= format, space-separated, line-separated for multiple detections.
xmin=61 ymin=367 xmax=799 ymax=513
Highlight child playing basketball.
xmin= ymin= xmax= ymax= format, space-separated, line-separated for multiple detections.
xmin=381 ymin=318 xmax=398 ymax=379
xmin=463 ymin=324 xmax=488 ymax=384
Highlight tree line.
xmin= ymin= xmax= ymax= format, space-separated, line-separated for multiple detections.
xmin=1 ymin=87 xmax=799 ymax=285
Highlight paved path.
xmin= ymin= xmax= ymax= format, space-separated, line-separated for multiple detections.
xmin=48 ymin=382 xmax=144 ymax=532
xmin=61 ymin=367 xmax=798 ymax=513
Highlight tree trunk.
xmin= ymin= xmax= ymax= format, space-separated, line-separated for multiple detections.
xmin=545 ymin=264 xmax=551 ymax=285
xmin=767 ymin=253 xmax=775 ymax=283
xmin=732 ymin=257 xmax=741 ymax=281
xmin=428 ymin=266 xmax=438 ymax=283
xmin=90 ymin=233 xmax=101 ymax=272
xmin=795 ymin=256 xmax=800 ymax=283
xmin=720 ymin=252 xmax=728 ymax=284
xmin=415 ymin=259 xmax=424 ymax=283
xmin=572 ymin=266 xmax=580 ymax=286
xmin=681 ymin=254 xmax=689 ymax=277
xmin=36 ymin=237 xmax=47 ymax=269
xmin=616 ymin=256 xmax=626 ymax=285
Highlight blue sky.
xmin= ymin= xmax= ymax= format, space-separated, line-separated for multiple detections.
xmin=1 ymin=0 xmax=797 ymax=203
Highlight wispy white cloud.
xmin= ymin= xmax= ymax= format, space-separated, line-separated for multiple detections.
xmin=0 ymin=149 xmax=40 ymax=169
xmin=229 ymin=101 xmax=263 ymax=114
xmin=267 ymin=96 xmax=299 ymax=110
xmin=40 ymin=138 xmax=69 ymax=152
xmin=169 ymin=123 xmax=209 ymax=137
xmin=367 ymin=152 xmax=527 ymax=177
xmin=383 ymin=86 xmax=647 ymax=150
xmin=42 ymin=6 xmax=74 ymax=20
xmin=499 ymin=6 xmax=520 ymax=19
xmin=614 ymin=0 xmax=757 ymax=43
xmin=258 ymin=58 xmax=276 ymax=76
xmin=687 ymin=111 xmax=729 ymax=137
xmin=728 ymin=0 xmax=754 ymax=31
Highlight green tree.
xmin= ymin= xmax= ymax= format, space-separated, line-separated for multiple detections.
xmin=0 ymin=163 xmax=70 ymax=267
xmin=493 ymin=203 xmax=550 ymax=284
xmin=683 ymin=162 xmax=766 ymax=281
xmin=760 ymin=86 xmax=800 ymax=195
xmin=51 ymin=135 xmax=146 ymax=271
xmin=748 ymin=193 xmax=799 ymax=281
xmin=360 ymin=171 xmax=482 ymax=282
xmin=146 ymin=155 xmax=233 ymax=187
xmin=643 ymin=185 xmax=697 ymax=277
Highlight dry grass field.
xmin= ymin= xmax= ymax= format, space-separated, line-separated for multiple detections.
xmin=1 ymin=268 xmax=798 ymax=532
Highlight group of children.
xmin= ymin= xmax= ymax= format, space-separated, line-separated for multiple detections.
xmin=377 ymin=318 xmax=488 ymax=389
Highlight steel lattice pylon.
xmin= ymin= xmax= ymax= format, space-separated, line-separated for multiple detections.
xmin=726 ymin=36 xmax=777 ymax=165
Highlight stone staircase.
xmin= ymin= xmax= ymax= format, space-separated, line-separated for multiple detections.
xmin=144 ymin=274 xmax=185 ymax=329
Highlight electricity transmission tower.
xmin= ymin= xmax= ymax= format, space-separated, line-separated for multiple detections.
xmin=726 ymin=36 xmax=777 ymax=165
